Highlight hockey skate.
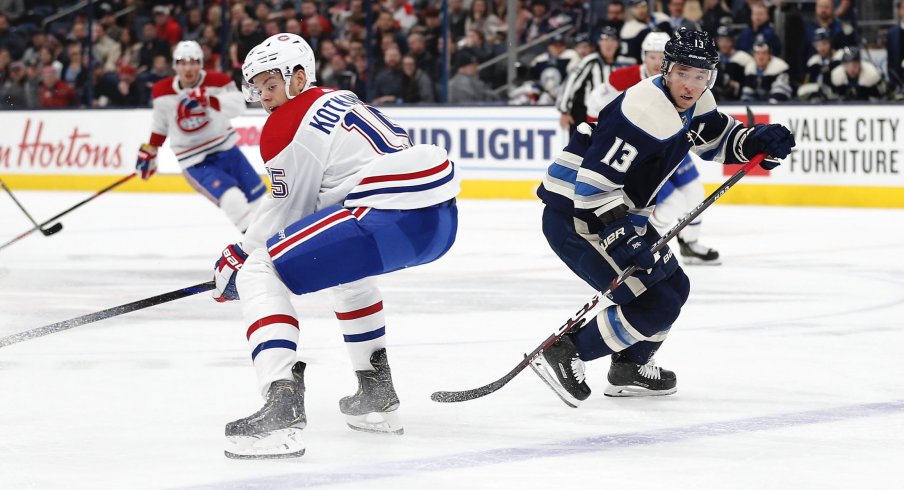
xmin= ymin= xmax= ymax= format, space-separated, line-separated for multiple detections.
xmin=339 ymin=349 xmax=404 ymax=435
xmin=529 ymin=334 xmax=591 ymax=408
xmin=604 ymin=353 xmax=677 ymax=397
xmin=677 ymin=237 xmax=721 ymax=265
xmin=224 ymin=361 xmax=307 ymax=459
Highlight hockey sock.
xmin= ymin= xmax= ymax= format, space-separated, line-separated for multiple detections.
xmin=331 ymin=280 xmax=387 ymax=372
xmin=239 ymin=249 xmax=302 ymax=398
xmin=616 ymin=341 xmax=664 ymax=364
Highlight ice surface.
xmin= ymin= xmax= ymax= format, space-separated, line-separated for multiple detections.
xmin=1 ymin=190 xmax=902 ymax=489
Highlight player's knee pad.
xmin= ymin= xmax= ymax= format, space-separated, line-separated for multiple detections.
xmin=237 ymin=248 xmax=289 ymax=304
xmin=622 ymin=266 xmax=690 ymax=336
xmin=220 ymin=187 xmax=254 ymax=231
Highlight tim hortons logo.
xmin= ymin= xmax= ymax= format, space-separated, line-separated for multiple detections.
xmin=0 ymin=119 xmax=123 ymax=169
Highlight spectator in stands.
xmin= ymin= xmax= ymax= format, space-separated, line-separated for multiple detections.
xmin=86 ymin=64 xmax=118 ymax=107
xmin=201 ymin=25 xmax=221 ymax=52
xmin=0 ymin=0 xmax=24 ymax=22
xmin=387 ymin=0 xmax=417 ymax=33
xmin=423 ymin=7 xmax=443 ymax=57
xmin=602 ymin=1 xmax=626 ymax=32
xmin=231 ymin=18 xmax=266 ymax=76
xmin=38 ymin=65 xmax=78 ymax=108
xmin=407 ymin=31 xmax=438 ymax=83
xmin=372 ymin=45 xmax=405 ymax=105
xmin=620 ymin=0 xmax=671 ymax=62
xmin=92 ymin=24 xmax=120 ymax=73
xmin=67 ymin=19 xmax=89 ymax=48
xmin=449 ymin=48 xmax=500 ymax=103
xmin=300 ymin=1 xmax=333 ymax=38
xmin=0 ymin=13 xmax=25 ymax=59
xmin=805 ymin=0 xmax=855 ymax=51
xmin=736 ymin=3 xmax=782 ymax=56
xmin=138 ymin=22 xmax=171 ymax=72
xmin=400 ymin=53 xmax=435 ymax=103
xmin=21 ymin=28 xmax=46 ymax=68
xmin=887 ymin=1 xmax=904 ymax=92
xmin=109 ymin=64 xmax=144 ymax=106
xmin=798 ymin=27 xmax=842 ymax=101
xmin=1 ymin=60 xmax=32 ymax=108
xmin=36 ymin=45 xmax=62 ymax=79
xmin=829 ymin=46 xmax=886 ymax=101
xmin=183 ymin=7 xmax=204 ymax=41
xmin=522 ymin=0 xmax=554 ymax=58
xmin=201 ymin=41 xmax=222 ymax=74
xmin=96 ymin=2 xmax=121 ymax=42
xmin=741 ymin=41 xmax=793 ymax=103
xmin=551 ymin=0 xmax=589 ymax=36
xmin=712 ymin=25 xmax=751 ymax=100
xmin=116 ymin=27 xmax=141 ymax=70
xmin=573 ymin=32 xmax=594 ymax=59
xmin=374 ymin=9 xmax=407 ymax=54
xmin=322 ymin=52 xmax=358 ymax=93
xmin=466 ymin=0 xmax=505 ymax=40
xmin=140 ymin=54 xmax=171 ymax=98
xmin=556 ymin=26 xmax=632 ymax=133
xmin=530 ymin=33 xmax=580 ymax=81
xmin=0 ymin=46 xmax=8 ymax=86
xmin=666 ymin=0 xmax=700 ymax=32
xmin=60 ymin=42 xmax=85 ymax=88
xmin=700 ymin=0 xmax=733 ymax=39
xmin=448 ymin=0 xmax=468 ymax=40
xmin=153 ymin=5 xmax=182 ymax=47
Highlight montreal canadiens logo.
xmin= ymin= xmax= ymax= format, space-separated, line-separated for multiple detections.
xmin=176 ymin=97 xmax=210 ymax=133
xmin=278 ymin=34 xmax=290 ymax=41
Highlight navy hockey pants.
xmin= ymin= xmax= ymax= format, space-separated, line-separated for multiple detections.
xmin=266 ymin=200 xmax=457 ymax=295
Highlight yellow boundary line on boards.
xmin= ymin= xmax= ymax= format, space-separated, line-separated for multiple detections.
xmin=2 ymin=174 xmax=904 ymax=208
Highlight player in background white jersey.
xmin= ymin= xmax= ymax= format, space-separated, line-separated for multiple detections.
xmin=136 ymin=40 xmax=265 ymax=231
xmin=585 ymin=32 xmax=721 ymax=265
xmin=212 ymin=33 xmax=459 ymax=459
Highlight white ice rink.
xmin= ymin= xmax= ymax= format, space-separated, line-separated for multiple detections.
xmin=1 ymin=189 xmax=903 ymax=490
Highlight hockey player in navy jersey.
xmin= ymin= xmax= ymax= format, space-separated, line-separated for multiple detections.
xmin=532 ymin=29 xmax=794 ymax=406
xmin=136 ymin=40 xmax=265 ymax=231
xmin=212 ymin=33 xmax=459 ymax=459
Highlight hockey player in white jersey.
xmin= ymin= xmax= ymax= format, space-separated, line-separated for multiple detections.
xmin=212 ymin=33 xmax=459 ymax=459
xmin=585 ymin=31 xmax=721 ymax=265
xmin=136 ymin=40 xmax=265 ymax=231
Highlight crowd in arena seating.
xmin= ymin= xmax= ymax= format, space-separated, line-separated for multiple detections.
xmin=0 ymin=0 xmax=902 ymax=110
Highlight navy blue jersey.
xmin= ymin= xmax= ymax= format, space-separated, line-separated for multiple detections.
xmin=539 ymin=76 xmax=749 ymax=231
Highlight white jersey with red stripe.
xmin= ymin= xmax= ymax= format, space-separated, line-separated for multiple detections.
xmin=148 ymin=71 xmax=247 ymax=168
xmin=243 ymin=87 xmax=460 ymax=252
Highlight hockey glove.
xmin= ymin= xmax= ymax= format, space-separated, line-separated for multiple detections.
xmin=135 ymin=144 xmax=158 ymax=180
xmin=742 ymin=124 xmax=796 ymax=168
xmin=599 ymin=217 xmax=656 ymax=272
xmin=213 ymin=243 xmax=248 ymax=302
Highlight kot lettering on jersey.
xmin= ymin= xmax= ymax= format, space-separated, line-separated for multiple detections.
xmin=242 ymin=87 xmax=460 ymax=251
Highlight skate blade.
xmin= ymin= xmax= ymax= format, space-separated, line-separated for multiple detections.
xmin=528 ymin=354 xmax=581 ymax=408
xmin=681 ymin=256 xmax=721 ymax=266
xmin=224 ymin=427 xmax=306 ymax=459
xmin=603 ymin=384 xmax=677 ymax=397
xmin=345 ymin=409 xmax=404 ymax=435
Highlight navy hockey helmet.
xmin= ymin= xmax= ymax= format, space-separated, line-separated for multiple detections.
xmin=841 ymin=46 xmax=861 ymax=63
xmin=812 ymin=27 xmax=831 ymax=43
xmin=662 ymin=28 xmax=719 ymax=89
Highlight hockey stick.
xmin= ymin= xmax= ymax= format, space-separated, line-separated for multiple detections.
xmin=0 ymin=177 xmax=63 ymax=236
xmin=0 ymin=173 xmax=135 ymax=252
xmin=431 ymin=154 xmax=767 ymax=403
xmin=0 ymin=281 xmax=215 ymax=349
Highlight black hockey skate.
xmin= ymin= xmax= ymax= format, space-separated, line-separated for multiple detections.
xmin=677 ymin=237 xmax=721 ymax=265
xmin=339 ymin=349 xmax=404 ymax=435
xmin=529 ymin=334 xmax=591 ymax=408
xmin=224 ymin=361 xmax=307 ymax=459
xmin=604 ymin=353 xmax=677 ymax=397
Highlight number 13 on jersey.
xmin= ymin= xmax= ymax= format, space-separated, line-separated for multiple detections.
xmin=600 ymin=137 xmax=638 ymax=172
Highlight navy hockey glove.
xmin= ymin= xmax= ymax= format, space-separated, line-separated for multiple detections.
xmin=213 ymin=243 xmax=247 ymax=302
xmin=599 ymin=217 xmax=656 ymax=272
xmin=742 ymin=124 xmax=796 ymax=168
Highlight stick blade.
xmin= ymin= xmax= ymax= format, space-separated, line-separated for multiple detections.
xmin=40 ymin=222 xmax=63 ymax=236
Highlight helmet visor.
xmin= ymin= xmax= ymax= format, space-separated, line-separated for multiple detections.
xmin=665 ymin=63 xmax=718 ymax=90
xmin=242 ymin=70 xmax=284 ymax=103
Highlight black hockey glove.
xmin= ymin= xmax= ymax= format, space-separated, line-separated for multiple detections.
xmin=599 ymin=217 xmax=655 ymax=272
xmin=742 ymin=124 xmax=796 ymax=168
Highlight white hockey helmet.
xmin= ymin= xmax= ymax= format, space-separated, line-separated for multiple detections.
xmin=172 ymin=40 xmax=203 ymax=66
xmin=641 ymin=31 xmax=670 ymax=56
xmin=242 ymin=33 xmax=317 ymax=102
